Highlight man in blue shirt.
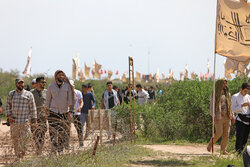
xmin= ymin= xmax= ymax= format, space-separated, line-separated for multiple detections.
xmin=81 ymin=84 xmax=96 ymax=140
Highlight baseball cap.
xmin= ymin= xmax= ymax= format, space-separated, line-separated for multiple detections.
xmin=70 ymin=80 xmax=75 ymax=86
xmin=15 ymin=78 xmax=24 ymax=84
xmin=32 ymin=79 xmax=36 ymax=84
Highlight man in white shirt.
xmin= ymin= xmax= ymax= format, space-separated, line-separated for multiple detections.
xmin=136 ymin=84 xmax=149 ymax=105
xmin=231 ymin=82 xmax=250 ymax=154
xmin=70 ymin=80 xmax=83 ymax=147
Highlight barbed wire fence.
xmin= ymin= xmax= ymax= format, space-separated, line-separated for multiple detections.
xmin=0 ymin=107 xmax=134 ymax=165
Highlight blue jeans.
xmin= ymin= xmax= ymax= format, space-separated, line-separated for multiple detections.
xmin=80 ymin=113 xmax=88 ymax=137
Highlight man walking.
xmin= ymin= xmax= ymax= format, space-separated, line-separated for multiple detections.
xmin=5 ymin=78 xmax=37 ymax=159
xmin=207 ymin=80 xmax=234 ymax=155
xmin=101 ymin=81 xmax=120 ymax=109
xmin=70 ymin=80 xmax=84 ymax=147
xmin=231 ymin=82 xmax=250 ymax=154
xmin=101 ymin=81 xmax=120 ymax=138
xmin=81 ymin=84 xmax=96 ymax=140
xmin=136 ymin=84 xmax=149 ymax=105
xmin=46 ymin=70 xmax=74 ymax=154
xmin=31 ymin=77 xmax=47 ymax=155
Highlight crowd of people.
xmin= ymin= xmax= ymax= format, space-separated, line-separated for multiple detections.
xmin=0 ymin=70 xmax=249 ymax=164
xmin=2 ymin=70 xmax=162 ymax=159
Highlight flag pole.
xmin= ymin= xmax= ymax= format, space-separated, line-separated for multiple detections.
xmin=212 ymin=53 xmax=216 ymax=154
xmin=211 ymin=0 xmax=220 ymax=154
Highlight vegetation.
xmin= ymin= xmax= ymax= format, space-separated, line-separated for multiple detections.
xmin=0 ymin=69 xmax=248 ymax=167
xmin=0 ymin=69 xmax=248 ymax=143
xmin=114 ymin=77 xmax=249 ymax=143
xmin=11 ymin=143 xmax=244 ymax=167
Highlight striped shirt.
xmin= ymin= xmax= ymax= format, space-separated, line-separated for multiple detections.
xmin=5 ymin=90 xmax=37 ymax=124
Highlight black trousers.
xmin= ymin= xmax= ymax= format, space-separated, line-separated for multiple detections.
xmin=48 ymin=111 xmax=70 ymax=152
xmin=73 ymin=115 xmax=83 ymax=144
xmin=235 ymin=120 xmax=250 ymax=154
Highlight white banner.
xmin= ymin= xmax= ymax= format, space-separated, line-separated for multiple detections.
xmin=215 ymin=0 xmax=250 ymax=64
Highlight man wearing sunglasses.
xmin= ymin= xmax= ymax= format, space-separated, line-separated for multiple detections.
xmin=31 ymin=77 xmax=48 ymax=155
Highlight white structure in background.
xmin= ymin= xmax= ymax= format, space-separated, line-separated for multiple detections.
xmin=23 ymin=47 xmax=32 ymax=78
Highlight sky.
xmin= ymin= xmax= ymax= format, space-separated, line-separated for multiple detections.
xmin=0 ymin=0 xmax=235 ymax=79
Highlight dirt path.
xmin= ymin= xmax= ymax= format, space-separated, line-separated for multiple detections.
xmin=1 ymin=124 xmax=224 ymax=166
xmin=0 ymin=123 xmax=110 ymax=166
xmin=143 ymin=144 xmax=220 ymax=156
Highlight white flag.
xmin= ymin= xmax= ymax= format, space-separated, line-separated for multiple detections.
xmin=215 ymin=0 xmax=250 ymax=64
xmin=23 ymin=47 xmax=32 ymax=77
xmin=224 ymin=57 xmax=249 ymax=78
xmin=72 ymin=55 xmax=79 ymax=80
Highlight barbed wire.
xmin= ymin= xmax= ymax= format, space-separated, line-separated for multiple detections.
xmin=0 ymin=109 xmax=132 ymax=165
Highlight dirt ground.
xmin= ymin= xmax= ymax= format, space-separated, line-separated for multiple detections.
xmin=0 ymin=123 xmax=109 ymax=166
xmin=0 ymin=124 xmax=223 ymax=167
xmin=143 ymin=144 xmax=220 ymax=156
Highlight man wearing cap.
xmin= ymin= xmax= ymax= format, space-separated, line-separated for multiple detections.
xmin=30 ymin=76 xmax=47 ymax=155
xmin=46 ymin=70 xmax=74 ymax=154
xmin=5 ymin=78 xmax=37 ymax=159
xmin=31 ymin=78 xmax=37 ymax=89
xmin=69 ymin=80 xmax=84 ymax=147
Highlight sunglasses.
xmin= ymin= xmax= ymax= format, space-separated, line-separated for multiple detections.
xmin=41 ymin=81 xmax=46 ymax=84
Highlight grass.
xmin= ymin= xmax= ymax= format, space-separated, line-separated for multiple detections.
xmin=10 ymin=141 xmax=244 ymax=167
xmin=11 ymin=142 xmax=157 ymax=167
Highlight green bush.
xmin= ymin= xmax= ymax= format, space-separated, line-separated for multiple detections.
xmin=114 ymin=77 xmax=249 ymax=142
xmin=0 ymin=69 xmax=248 ymax=143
